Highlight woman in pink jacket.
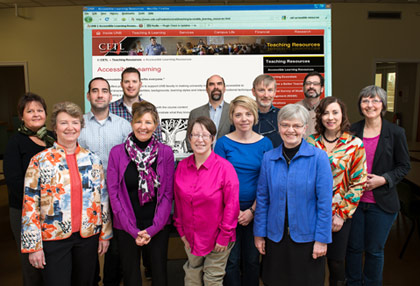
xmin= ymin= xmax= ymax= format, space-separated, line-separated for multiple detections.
xmin=174 ymin=116 xmax=240 ymax=286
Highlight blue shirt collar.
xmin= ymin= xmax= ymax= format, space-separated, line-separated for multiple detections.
xmin=208 ymin=101 xmax=224 ymax=110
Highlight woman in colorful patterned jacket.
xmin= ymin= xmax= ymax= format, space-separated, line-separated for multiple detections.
xmin=21 ymin=102 xmax=112 ymax=286
xmin=307 ymin=96 xmax=367 ymax=286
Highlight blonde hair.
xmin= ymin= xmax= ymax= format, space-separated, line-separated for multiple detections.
xmin=229 ymin=95 xmax=259 ymax=125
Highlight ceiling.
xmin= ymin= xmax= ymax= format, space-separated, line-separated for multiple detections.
xmin=0 ymin=0 xmax=418 ymax=9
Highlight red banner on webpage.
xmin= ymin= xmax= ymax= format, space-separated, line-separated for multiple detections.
xmin=92 ymin=32 xmax=324 ymax=56
xmin=92 ymin=29 xmax=324 ymax=37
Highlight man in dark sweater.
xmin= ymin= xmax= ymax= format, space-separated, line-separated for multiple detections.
xmin=251 ymin=74 xmax=283 ymax=148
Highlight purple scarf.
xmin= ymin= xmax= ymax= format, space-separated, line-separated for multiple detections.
xmin=125 ymin=133 xmax=160 ymax=205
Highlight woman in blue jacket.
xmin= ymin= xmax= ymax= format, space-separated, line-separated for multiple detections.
xmin=254 ymin=104 xmax=333 ymax=286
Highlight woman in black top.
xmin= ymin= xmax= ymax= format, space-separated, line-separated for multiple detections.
xmin=346 ymin=86 xmax=411 ymax=286
xmin=4 ymin=93 xmax=55 ymax=286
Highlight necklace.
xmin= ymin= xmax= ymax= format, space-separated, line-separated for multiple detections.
xmin=282 ymin=149 xmax=292 ymax=165
xmin=323 ymin=133 xmax=340 ymax=144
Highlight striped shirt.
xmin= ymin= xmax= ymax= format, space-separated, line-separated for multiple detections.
xmin=307 ymin=132 xmax=367 ymax=219
xmin=109 ymin=96 xmax=163 ymax=141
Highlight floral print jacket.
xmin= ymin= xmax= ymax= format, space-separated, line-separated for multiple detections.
xmin=21 ymin=143 xmax=112 ymax=253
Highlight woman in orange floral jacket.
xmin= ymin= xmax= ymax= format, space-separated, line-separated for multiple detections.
xmin=21 ymin=102 xmax=112 ymax=286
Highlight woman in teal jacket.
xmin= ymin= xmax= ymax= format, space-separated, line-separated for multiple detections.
xmin=254 ymin=104 xmax=333 ymax=286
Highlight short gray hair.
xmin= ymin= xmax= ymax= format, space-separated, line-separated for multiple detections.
xmin=278 ymin=104 xmax=309 ymax=126
xmin=357 ymin=85 xmax=387 ymax=117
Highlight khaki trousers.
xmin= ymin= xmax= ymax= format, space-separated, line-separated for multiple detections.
xmin=184 ymin=242 xmax=234 ymax=286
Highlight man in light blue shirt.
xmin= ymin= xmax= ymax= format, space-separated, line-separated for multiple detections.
xmin=78 ymin=77 xmax=131 ymax=286
xmin=79 ymin=77 xmax=131 ymax=174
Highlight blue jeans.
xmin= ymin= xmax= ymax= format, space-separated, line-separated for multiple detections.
xmin=224 ymin=221 xmax=260 ymax=286
xmin=345 ymin=202 xmax=397 ymax=286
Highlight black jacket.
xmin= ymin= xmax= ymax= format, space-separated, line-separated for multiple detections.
xmin=351 ymin=119 xmax=411 ymax=213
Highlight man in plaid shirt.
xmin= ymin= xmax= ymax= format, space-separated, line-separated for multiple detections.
xmin=109 ymin=67 xmax=163 ymax=141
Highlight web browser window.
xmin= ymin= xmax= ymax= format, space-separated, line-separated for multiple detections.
xmin=83 ymin=4 xmax=332 ymax=153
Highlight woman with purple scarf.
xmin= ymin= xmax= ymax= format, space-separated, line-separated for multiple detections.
xmin=107 ymin=101 xmax=174 ymax=286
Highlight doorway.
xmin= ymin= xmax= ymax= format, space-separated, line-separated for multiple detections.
xmin=0 ymin=63 xmax=28 ymax=156
xmin=376 ymin=62 xmax=420 ymax=143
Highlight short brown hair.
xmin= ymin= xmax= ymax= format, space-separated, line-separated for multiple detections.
xmin=187 ymin=116 xmax=217 ymax=139
xmin=303 ymin=71 xmax=324 ymax=87
xmin=17 ymin=93 xmax=47 ymax=119
xmin=315 ymin=97 xmax=350 ymax=135
xmin=132 ymin=101 xmax=159 ymax=124
xmin=51 ymin=102 xmax=84 ymax=130
xmin=121 ymin=67 xmax=141 ymax=81
xmin=229 ymin=95 xmax=259 ymax=125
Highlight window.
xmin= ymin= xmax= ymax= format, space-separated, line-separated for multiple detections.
xmin=375 ymin=63 xmax=396 ymax=112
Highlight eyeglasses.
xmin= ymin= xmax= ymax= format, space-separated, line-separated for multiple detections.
xmin=189 ymin=133 xmax=212 ymax=141
xmin=361 ymin=99 xmax=382 ymax=105
xmin=256 ymin=118 xmax=277 ymax=136
xmin=304 ymin=81 xmax=321 ymax=87
xmin=279 ymin=123 xmax=305 ymax=130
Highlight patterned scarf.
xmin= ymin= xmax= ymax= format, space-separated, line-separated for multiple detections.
xmin=18 ymin=122 xmax=55 ymax=147
xmin=125 ymin=132 xmax=160 ymax=206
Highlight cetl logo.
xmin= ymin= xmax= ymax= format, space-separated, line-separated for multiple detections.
xmin=98 ymin=42 xmax=123 ymax=54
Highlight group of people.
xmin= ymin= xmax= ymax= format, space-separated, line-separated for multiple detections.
xmin=4 ymin=67 xmax=411 ymax=286
xmin=175 ymin=40 xmax=270 ymax=56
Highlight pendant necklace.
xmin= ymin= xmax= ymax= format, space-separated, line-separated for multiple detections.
xmin=282 ymin=149 xmax=292 ymax=165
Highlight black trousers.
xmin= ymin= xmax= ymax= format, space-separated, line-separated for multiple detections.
xmin=327 ymin=219 xmax=352 ymax=261
xmin=102 ymin=228 xmax=123 ymax=286
xmin=9 ymin=207 xmax=43 ymax=286
xmin=116 ymin=225 xmax=170 ymax=286
xmin=42 ymin=232 xmax=99 ymax=286
xmin=327 ymin=219 xmax=352 ymax=285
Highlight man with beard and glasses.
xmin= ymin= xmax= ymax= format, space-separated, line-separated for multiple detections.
xmin=78 ymin=77 xmax=131 ymax=286
xmin=251 ymin=74 xmax=283 ymax=148
xmin=186 ymin=74 xmax=230 ymax=150
xmin=297 ymin=71 xmax=325 ymax=138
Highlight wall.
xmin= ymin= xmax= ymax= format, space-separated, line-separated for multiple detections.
xmin=0 ymin=6 xmax=83 ymax=128
xmin=0 ymin=4 xmax=419 ymax=129
xmin=395 ymin=63 xmax=418 ymax=141
xmin=332 ymin=3 xmax=420 ymax=124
